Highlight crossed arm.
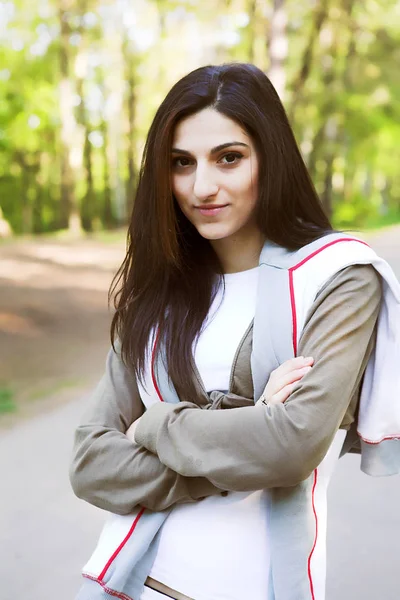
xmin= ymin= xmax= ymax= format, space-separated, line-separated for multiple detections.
xmin=69 ymin=349 xmax=223 ymax=514
xmin=69 ymin=265 xmax=381 ymax=514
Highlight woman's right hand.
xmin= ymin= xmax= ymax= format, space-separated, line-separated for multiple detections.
xmin=258 ymin=356 xmax=314 ymax=407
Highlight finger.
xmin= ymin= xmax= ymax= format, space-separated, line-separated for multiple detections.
xmin=278 ymin=366 xmax=312 ymax=389
xmin=267 ymin=366 xmax=312 ymax=397
xmin=272 ymin=356 xmax=314 ymax=378
xmin=269 ymin=383 xmax=295 ymax=405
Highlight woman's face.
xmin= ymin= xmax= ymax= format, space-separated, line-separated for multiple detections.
xmin=171 ymin=107 xmax=260 ymax=243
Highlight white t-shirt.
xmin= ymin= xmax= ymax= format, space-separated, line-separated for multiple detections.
xmin=145 ymin=266 xmax=271 ymax=600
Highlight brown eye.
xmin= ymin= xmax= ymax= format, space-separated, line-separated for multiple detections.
xmin=220 ymin=152 xmax=243 ymax=165
xmin=172 ymin=157 xmax=192 ymax=168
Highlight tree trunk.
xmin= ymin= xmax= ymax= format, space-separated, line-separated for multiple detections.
xmin=100 ymin=117 xmax=114 ymax=228
xmin=267 ymin=0 xmax=288 ymax=101
xmin=32 ymin=188 xmax=44 ymax=234
xmin=321 ymin=157 xmax=334 ymax=218
xmin=338 ymin=0 xmax=357 ymax=203
xmin=154 ymin=1 xmax=169 ymax=85
xmin=58 ymin=0 xmax=80 ymax=233
xmin=123 ymin=35 xmax=137 ymax=220
xmin=244 ymin=0 xmax=257 ymax=62
xmin=32 ymin=152 xmax=44 ymax=234
xmin=14 ymin=151 xmax=33 ymax=234
xmin=81 ymin=129 xmax=95 ymax=232
xmin=76 ymin=49 xmax=95 ymax=232
xmin=307 ymin=12 xmax=341 ymax=182
xmin=102 ymin=10 xmax=126 ymax=224
xmin=315 ymin=0 xmax=357 ymax=215
xmin=308 ymin=124 xmax=325 ymax=180
xmin=289 ymin=0 xmax=330 ymax=122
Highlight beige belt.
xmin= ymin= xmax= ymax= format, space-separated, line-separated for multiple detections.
xmin=145 ymin=576 xmax=194 ymax=600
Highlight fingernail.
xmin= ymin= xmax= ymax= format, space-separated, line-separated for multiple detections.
xmin=305 ymin=356 xmax=313 ymax=361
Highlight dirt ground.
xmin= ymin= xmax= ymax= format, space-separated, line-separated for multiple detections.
xmin=0 ymin=235 xmax=126 ymax=427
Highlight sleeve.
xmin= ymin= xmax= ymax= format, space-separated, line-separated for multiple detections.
xmin=135 ymin=264 xmax=382 ymax=491
xmin=69 ymin=343 xmax=224 ymax=515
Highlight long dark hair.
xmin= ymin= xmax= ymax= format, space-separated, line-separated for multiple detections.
xmin=110 ymin=62 xmax=333 ymax=400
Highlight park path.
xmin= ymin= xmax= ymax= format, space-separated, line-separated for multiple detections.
xmin=1 ymin=227 xmax=400 ymax=600
xmin=0 ymin=393 xmax=106 ymax=600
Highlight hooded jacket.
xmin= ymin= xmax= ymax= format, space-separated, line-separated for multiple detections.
xmin=70 ymin=232 xmax=400 ymax=600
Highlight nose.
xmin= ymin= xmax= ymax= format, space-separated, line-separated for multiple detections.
xmin=193 ymin=164 xmax=219 ymax=200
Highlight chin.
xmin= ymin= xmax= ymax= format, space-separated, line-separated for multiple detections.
xmin=196 ymin=224 xmax=234 ymax=241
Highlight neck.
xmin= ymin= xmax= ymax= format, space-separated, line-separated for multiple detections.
xmin=210 ymin=228 xmax=266 ymax=274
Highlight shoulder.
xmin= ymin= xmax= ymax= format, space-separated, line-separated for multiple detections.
xmin=300 ymin=263 xmax=382 ymax=345
xmin=288 ymin=233 xmax=381 ymax=300
xmin=260 ymin=231 xmax=375 ymax=270
xmin=316 ymin=263 xmax=382 ymax=301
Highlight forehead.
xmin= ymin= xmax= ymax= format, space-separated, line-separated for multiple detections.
xmin=172 ymin=108 xmax=250 ymax=149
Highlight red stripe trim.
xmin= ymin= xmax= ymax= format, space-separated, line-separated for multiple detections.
xmin=307 ymin=469 xmax=319 ymax=600
xmin=357 ymin=432 xmax=400 ymax=444
xmin=98 ymin=507 xmax=146 ymax=582
xmin=288 ymin=237 xmax=371 ymax=354
xmin=151 ymin=328 xmax=164 ymax=402
xmin=289 ymin=237 xmax=400 ymax=446
xmin=289 ymin=269 xmax=298 ymax=355
xmin=91 ymin=327 xmax=165 ymax=588
xmin=82 ymin=573 xmax=134 ymax=600
xmin=288 ymin=237 xmax=372 ymax=597
xmin=291 ymin=237 xmax=370 ymax=273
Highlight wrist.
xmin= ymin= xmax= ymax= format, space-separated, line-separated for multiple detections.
xmin=135 ymin=402 xmax=175 ymax=452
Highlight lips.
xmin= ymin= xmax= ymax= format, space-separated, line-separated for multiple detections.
xmin=196 ymin=205 xmax=229 ymax=217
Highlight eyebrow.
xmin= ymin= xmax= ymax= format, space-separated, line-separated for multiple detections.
xmin=171 ymin=141 xmax=249 ymax=155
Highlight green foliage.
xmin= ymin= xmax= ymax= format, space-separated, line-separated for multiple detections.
xmin=0 ymin=0 xmax=399 ymax=232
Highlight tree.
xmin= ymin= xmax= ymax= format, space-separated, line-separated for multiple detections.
xmin=58 ymin=0 xmax=81 ymax=232
xmin=267 ymin=0 xmax=288 ymax=100
xmin=1 ymin=0 xmax=399 ymax=233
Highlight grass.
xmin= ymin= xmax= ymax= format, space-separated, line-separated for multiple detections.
xmin=0 ymin=377 xmax=91 ymax=429
xmin=0 ymin=227 xmax=127 ymax=246
xmin=360 ymin=214 xmax=400 ymax=232
xmin=0 ymin=386 xmax=17 ymax=414
xmin=24 ymin=378 xmax=83 ymax=402
xmin=332 ymin=213 xmax=400 ymax=237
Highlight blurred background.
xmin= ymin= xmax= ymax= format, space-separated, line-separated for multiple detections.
xmin=1 ymin=0 xmax=400 ymax=237
xmin=0 ymin=1 xmax=399 ymax=599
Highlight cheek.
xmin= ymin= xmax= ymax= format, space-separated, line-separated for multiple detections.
xmin=232 ymin=169 xmax=258 ymax=207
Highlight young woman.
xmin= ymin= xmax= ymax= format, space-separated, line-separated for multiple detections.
xmin=70 ymin=63 xmax=391 ymax=600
